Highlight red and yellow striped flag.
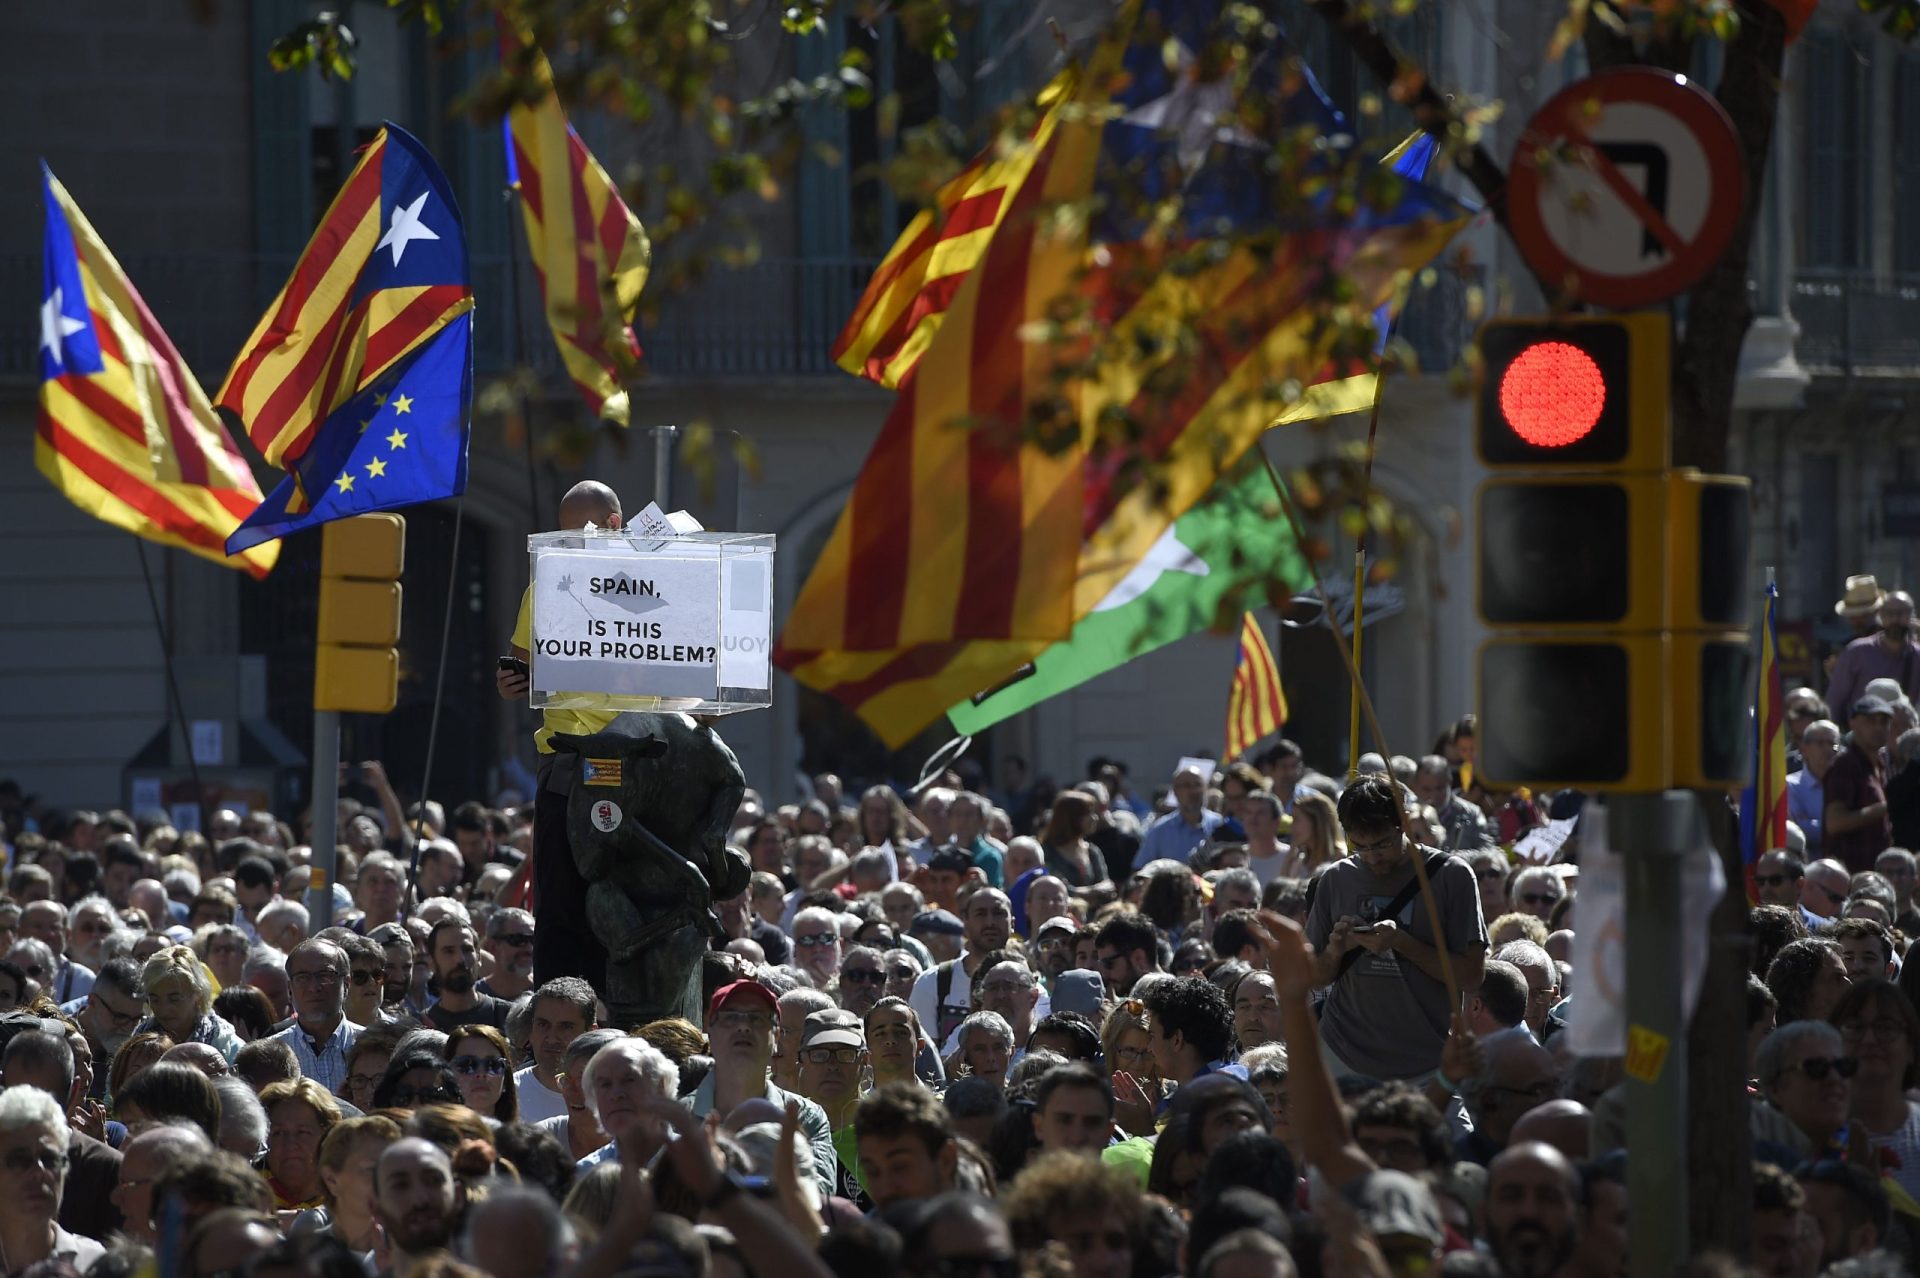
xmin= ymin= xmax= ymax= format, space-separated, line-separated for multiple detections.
xmin=775 ymin=4 xmax=1468 ymax=747
xmin=1742 ymin=580 xmax=1787 ymax=900
xmin=216 ymin=126 xmax=474 ymax=476
xmin=1225 ymin=613 xmax=1287 ymax=760
xmin=504 ymin=34 xmax=651 ymax=425
xmin=36 ymin=166 xmax=278 ymax=578
xmin=831 ymin=72 xmax=1071 ymax=389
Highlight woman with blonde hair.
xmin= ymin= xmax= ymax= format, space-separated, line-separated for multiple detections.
xmin=260 ymin=1077 xmax=343 ymax=1209
xmin=291 ymin=1114 xmax=402 ymax=1253
xmin=1280 ymin=788 xmax=1345 ymax=878
xmin=136 ymin=944 xmax=243 ymax=1062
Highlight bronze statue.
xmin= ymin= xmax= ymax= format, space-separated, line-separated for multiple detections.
xmin=548 ymin=712 xmax=750 ymax=1025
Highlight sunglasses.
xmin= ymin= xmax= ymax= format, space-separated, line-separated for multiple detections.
xmin=1788 ymin=1056 xmax=1859 ymax=1082
xmin=389 ymin=1084 xmax=458 ymax=1105
xmin=796 ymin=933 xmax=838 ymax=949
xmin=493 ymin=932 xmax=535 ymax=947
xmin=451 ymin=1055 xmax=508 ymax=1077
xmin=1520 ymin=893 xmax=1561 ymax=907
xmin=841 ymin=968 xmax=884 ymax=985
xmin=350 ymin=970 xmax=382 ymax=987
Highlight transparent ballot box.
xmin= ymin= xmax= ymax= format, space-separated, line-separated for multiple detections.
xmin=526 ymin=528 xmax=774 ymax=716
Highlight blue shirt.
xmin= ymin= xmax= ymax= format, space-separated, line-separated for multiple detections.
xmin=1786 ymin=768 xmax=1825 ymax=853
xmin=1135 ymin=809 xmax=1225 ymax=870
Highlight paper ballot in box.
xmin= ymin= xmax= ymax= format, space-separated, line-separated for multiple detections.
xmin=527 ymin=526 xmax=774 ymax=715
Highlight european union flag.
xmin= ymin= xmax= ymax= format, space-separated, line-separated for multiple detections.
xmin=225 ymin=311 xmax=472 ymax=553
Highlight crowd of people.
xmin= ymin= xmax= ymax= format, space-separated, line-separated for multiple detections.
xmin=0 ymin=572 xmax=1913 ymax=1277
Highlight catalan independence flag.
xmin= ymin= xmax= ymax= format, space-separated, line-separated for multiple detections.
xmin=37 ymin=166 xmax=277 ymax=578
xmin=503 ymin=33 xmax=652 ymax=425
xmin=831 ymin=71 xmax=1072 ymax=389
xmin=217 ymin=124 xmax=473 ymax=478
xmin=1741 ymin=579 xmax=1788 ymax=900
xmin=1225 ymin=613 xmax=1287 ymax=761
xmin=774 ymin=0 xmax=1468 ymax=746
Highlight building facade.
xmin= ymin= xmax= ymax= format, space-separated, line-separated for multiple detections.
xmin=0 ymin=1 xmax=1892 ymax=821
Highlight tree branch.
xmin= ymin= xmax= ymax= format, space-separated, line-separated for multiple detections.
xmin=1305 ymin=0 xmax=1513 ymax=233
xmin=1670 ymin=0 xmax=1788 ymax=471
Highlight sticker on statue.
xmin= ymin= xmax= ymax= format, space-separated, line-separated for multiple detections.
xmin=591 ymin=800 xmax=624 ymax=833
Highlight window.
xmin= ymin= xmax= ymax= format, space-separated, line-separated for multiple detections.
xmin=1897 ymin=54 xmax=1920 ymax=275
xmin=1800 ymin=29 xmax=1871 ymax=272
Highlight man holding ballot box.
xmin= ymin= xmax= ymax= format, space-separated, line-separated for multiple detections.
xmin=497 ymin=480 xmax=626 ymax=989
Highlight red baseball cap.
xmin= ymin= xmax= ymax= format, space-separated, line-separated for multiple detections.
xmin=706 ymin=979 xmax=778 ymax=1022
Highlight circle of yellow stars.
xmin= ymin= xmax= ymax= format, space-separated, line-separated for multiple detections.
xmin=334 ymin=391 xmax=414 ymax=494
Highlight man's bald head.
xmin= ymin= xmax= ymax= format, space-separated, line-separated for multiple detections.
xmin=558 ymin=481 xmax=622 ymax=531
xmin=1506 ymin=1099 xmax=1591 ymax=1160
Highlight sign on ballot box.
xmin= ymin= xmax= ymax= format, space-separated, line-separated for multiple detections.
xmin=527 ymin=528 xmax=774 ymax=715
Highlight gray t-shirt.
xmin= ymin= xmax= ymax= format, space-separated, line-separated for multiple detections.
xmin=1305 ymin=847 xmax=1487 ymax=1080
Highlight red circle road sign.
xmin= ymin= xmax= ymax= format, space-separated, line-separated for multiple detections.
xmin=1507 ymin=67 xmax=1746 ymax=309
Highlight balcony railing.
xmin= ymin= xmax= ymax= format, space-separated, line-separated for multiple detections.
xmin=1792 ymin=271 xmax=1920 ymax=374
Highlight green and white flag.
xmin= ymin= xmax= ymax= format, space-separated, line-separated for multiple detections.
xmin=947 ymin=459 xmax=1314 ymax=734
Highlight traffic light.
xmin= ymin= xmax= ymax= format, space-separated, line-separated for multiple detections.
xmin=1473 ymin=314 xmax=1751 ymax=792
xmin=315 ymin=513 xmax=405 ymax=714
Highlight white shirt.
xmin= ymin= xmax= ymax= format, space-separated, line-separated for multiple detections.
xmin=266 ymin=1017 xmax=363 ymax=1095
xmin=514 ymin=1064 xmax=568 ymax=1123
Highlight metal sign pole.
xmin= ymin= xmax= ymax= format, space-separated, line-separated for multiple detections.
xmin=1614 ymin=789 xmax=1696 ymax=1274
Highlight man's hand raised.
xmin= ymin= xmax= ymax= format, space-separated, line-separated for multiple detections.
xmin=1254 ymin=909 xmax=1318 ymax=1002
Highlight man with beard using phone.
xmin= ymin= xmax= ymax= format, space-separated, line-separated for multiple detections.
xmin=374 ymin=1138 xmax=465 ymax=1278
xmin=422 ymin=921 xmax=512 ymax=1033
xmin=1484 ymin=1141 xmax=1584 ymax=1278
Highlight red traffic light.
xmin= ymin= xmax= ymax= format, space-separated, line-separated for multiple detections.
xmin=1498 ymin=341 xmax=1607 ymax=449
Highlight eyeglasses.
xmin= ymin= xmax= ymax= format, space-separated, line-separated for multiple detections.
xmin=1520 ymin=893 xmax=1561 ymax=907
xmin=90 ymin=996 xmax=143 ymax=1032
xmin=210 ymin=943 xmax=246 ymax=957
xmin=1112 ymin=1044 xmax=1153 ymax=1067
xmin=389 ymin=1084 xmax=457 ymax=1106
xmin=887 ymin=966 xmax=918 ymax=981
xmin=346 ymin=1073 xmax=380 ymax=1095
xmin=1787 ymin=1056 xmax=1859 ymax=1082
xmin=1 ymin=1148 xmax=68 ymax=1175
xmin=451 ymin=1055 xmax=508 ymax=1077
xmin=841 ymin=968 xmax=884 ymax=985
xmin=1813 ymin=883 xmax=1847 ymax=904
xmin=1840 ymin=1019 xmax=1906 ymax=1045
xmin=1348 ymin=833 xmax=1404 ymax=857
xmin=350 ymin=970 xmax=382 ymax=987
xmin=795 ymin=933 xmax=838 ymax=949
xmin=802 ymin=1046 xmax=862 ymax=1065
xmin=493 ymin=932 xmax=535 ymax=947
xmin=1475 ymin=868 xmax=1506 ymax=881
xmin=290 ymin=969 xmax=342 ymax=987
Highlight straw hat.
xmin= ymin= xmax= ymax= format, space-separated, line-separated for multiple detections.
xmin=1836 ymin=574 xmax=1886 ymax=618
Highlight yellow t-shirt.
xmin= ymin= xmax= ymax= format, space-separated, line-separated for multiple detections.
xmin=511 ymin=585 xmax=617 ymax=753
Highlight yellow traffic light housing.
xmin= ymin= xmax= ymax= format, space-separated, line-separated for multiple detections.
xmin=1473 ymin=313 xmax=1751 ymax=793
xmin=314 ymin=513 xmax=405 ymax=714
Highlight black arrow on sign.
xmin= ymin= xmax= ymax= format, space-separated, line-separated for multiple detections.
xmin=1594 ymin=142 xmax=1670 ymax=259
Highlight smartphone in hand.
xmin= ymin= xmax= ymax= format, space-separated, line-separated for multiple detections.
xmin=498 ymin=656 xmax=530 ymax=678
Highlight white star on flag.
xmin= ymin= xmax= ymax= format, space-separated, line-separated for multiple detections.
xmin=1119 ymin=46 xmax=1263 ymax=181
xmin=39 ymin=287 xmax=87 ymax=365
xmin=377 ymin=191 xmax=440 ymax=267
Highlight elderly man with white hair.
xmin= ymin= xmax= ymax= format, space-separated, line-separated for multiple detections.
xmin=1136 ymin=762 xmax=1225 ymax=870
xmin=575 ymin=1036 xmax=681 ymax=1170
xmin=1508 ymin=866 xmax=1566 ymax=922
xmin=0 ymin=1086 xmax=104 ymax=1271
xmin=253 ymin=898 xmax=309 ymax=955
xmin=65 ymin=897 xmax=124 ymax=976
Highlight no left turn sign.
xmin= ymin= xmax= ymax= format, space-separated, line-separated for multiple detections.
xmin=1507 ymin=67 xmax=1746 ymax=309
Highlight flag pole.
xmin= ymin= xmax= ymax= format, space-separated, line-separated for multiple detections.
xmin=502 ymin=183 xmax=542 ymax=529
xmin=133 ymin=541 xmax=210 ymax=836
xmin=410 ymin=499 xmax=466 ymax=875
xmin=1346 ymin=320 xmax=1396 ymax=779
